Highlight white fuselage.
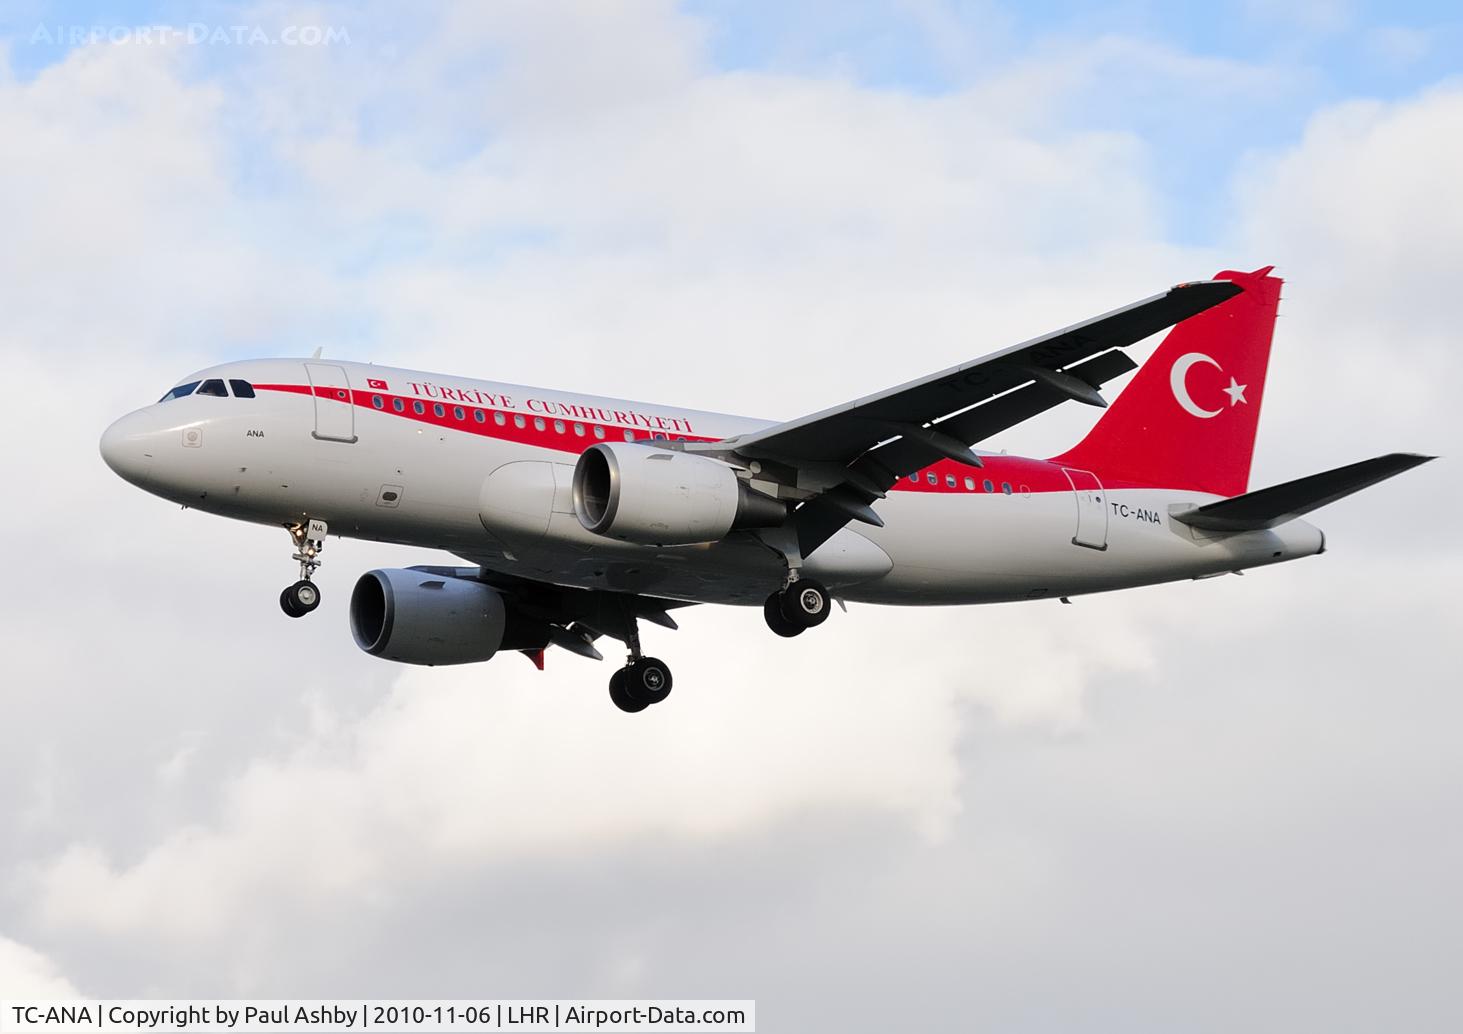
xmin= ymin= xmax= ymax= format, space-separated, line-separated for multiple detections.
xmin=100 ymin=358 xmax=1325 ymax=607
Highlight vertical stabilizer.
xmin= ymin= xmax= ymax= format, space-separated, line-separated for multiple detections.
xmin=1052 ymin=266 xmax=1282 ymax=497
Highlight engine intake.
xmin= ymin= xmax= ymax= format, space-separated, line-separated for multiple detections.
xmin=572 ymin=442 xmax=785 ymax=545
xmin=351 ymin=568 xmax=547 ymax=665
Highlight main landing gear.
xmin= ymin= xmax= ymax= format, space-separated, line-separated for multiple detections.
xmin=755 ymin=525 xmax=833 ymax=638
xmin=608 ymin=606 xmax=673 ymax=714
xmin=280 ymin=518 xmax=328 ymax=619
xmin=609 ymin=658 xmax=673 ymax=714
xmin=763 ymin=577 xmax=831 ymax=638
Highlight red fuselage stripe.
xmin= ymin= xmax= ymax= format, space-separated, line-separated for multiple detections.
xmin=251 ymin=384 xmax=1151 ymax=496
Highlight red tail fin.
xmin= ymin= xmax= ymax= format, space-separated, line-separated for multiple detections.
xmin=1052 ymin=266 xmax=1282 ymax=497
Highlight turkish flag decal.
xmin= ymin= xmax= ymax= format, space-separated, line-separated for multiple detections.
xmin=367 ymin=378 xmax=389 ymax=390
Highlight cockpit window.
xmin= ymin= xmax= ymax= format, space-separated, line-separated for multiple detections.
xmin=229 ymin=379 xmax=256 ymax=398
xmin=196 ymin=379 xmax=228 ymax=397
xmin=158 ymin=381 xmax=201 ymax=403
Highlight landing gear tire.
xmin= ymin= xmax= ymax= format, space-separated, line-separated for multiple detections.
xmin=610 ymin=659 xmax=672 ymax=713
xmin=763 ymin=593 xmax=805 ymax=638
xmin=280 ymin=579 xmax=321 ymax=618
xmin=779 ymin=578 xmax=830 ymax=629
xmin=608 ymin=669 xmax=648 ymax=713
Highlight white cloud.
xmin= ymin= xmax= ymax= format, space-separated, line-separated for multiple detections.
xmin=0 ymin=935 xmax=82 ymax=997
xmin=29 ymin=600 xmax=1153 ymax=943
xmin=1236 ymin=85 xmax=1463 ymax=308
xmin=1231 ymin=85 xmax=1463 ymax=480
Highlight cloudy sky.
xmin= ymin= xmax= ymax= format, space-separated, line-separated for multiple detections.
xmin=0 ymin=1 xmax=1458 ymax=1029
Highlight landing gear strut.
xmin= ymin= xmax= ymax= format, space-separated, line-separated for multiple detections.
xmin=608 ymin=605 xmax=673 ymax=713
xmin=280 ymin=518 xmax=327 ymax=618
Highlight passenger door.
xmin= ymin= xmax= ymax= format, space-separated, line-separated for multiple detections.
xmin=305 ymin=363 xmax=357 ymax=443
xmin=1062 ymin=468 xmax=1108 ymax=550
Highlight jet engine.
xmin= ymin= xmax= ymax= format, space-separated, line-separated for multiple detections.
xmin=350 ymin=568 xmax=545 ymax=665
xmin=571 ymin=441 xmax=786 ymax=545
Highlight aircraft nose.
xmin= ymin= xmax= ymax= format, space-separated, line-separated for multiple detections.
xmin=99 ymin=411 xmax=155 ymax=487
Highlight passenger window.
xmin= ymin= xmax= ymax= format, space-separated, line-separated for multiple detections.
xmin=1002 ymin=482 xmax=1013 ymax=495
xmin=964 ymin=477 xmax=976 ymax=490
xmin=473 ymin=409 xmax=485 ymax=423
xmin=433 ymin=403 xmax=446 ymax=417
xmin=653 ymin=432 xmax=666 ymax=441
xmin=945 ymin=475 xmax=956 ymax=488
xmin=533 ymin=417 xmax=546 ymax=431
xmin=393 ymin=398 xmax=405 ymax=413
xmin=494 ymin=412 xmax=506 ymax=426
xmin=158 ymin=381 xmax=201 ymax=403
xmin=983 ymin=479 xmax=994 ymax=493
xmin=573 ymin=422 xmax=585 ymax=437
xmin=593 ymin=425 xmax=605 ymax=439
xmin=196 ymin=379 xmax=228 ymax=397
xmin=909 ymin=474 xmax=919 ymax=484
xmin=514 ymin=414 xmax=526 ymax=428
xmin=453 ymin=406 xmax=465 ymax=421
xmin=554 ymin=419 xmax=566 ymax=434
xmin=926 ymin=472 xmax=937 ymax=485
xmin=413 ymin=401 xmax=425 ymax=415
xmin=623 ymin=430 xmax=636 ymax=441
xmin=371 ymin=395 xmax=384 ymax=409
xmin=229 ymin=379 xmax=256 ymax=399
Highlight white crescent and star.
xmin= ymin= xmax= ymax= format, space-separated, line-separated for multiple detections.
xmin=1170 ymin=352 xmax=1247 ymax=419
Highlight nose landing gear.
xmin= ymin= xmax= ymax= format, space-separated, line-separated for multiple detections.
xmin=280 ymin=519 xmax=327 ymax=618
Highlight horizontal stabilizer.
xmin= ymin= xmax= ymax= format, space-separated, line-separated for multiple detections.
xmin=1173 ymin=453 xmax=1435 ymax=532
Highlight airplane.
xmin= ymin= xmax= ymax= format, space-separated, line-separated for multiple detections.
xmin=99 ymin=266 xmax=1432 ymax=713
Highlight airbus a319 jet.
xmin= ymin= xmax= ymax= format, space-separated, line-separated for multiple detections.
xmin=101 ymin=267 xmax=1431 ymax=712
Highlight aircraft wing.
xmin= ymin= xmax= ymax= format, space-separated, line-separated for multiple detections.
xmin=717 ymin=279 xmax=1240 ymax=465
xmin=687 ymin=278 xmax=1243 ymax=554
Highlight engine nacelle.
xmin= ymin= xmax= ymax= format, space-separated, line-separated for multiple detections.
xmin=572 ymin=442 xmax=786 ymax=545
xmin=350 ymin=568 xmax=509 ymax=665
